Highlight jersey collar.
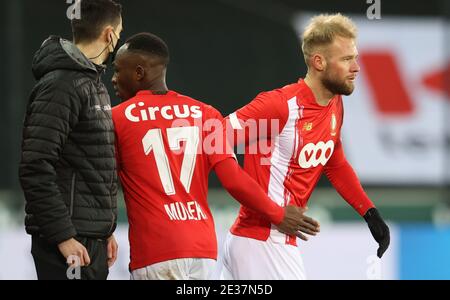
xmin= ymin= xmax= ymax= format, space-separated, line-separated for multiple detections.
xmin=297 ymin=78 xmax=338 ymax=108
xmin=136 ymin=90 xmax=176 ymax=96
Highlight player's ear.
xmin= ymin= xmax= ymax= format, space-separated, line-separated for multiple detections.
xmin=312 ymin=53 xmax=326 ymax=71
xmin=101 ymin=25 xmax=115 ymax=44
xmin=136 ymin=65 xmax=145 ymax=81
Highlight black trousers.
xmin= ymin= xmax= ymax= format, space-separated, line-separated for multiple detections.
xmin=31 ymin=235 xmax=109 ymax=280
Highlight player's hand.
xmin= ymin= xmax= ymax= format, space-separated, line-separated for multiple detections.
xmin=58 ymin=238 xmax=91 ymax=267
xmin=364 ymin=207 xmax=390 ymax=258
xmin=276 ymin=206 xmax=320 ymax=241
xmin=107 ymin=234 xmax=118 ymax=268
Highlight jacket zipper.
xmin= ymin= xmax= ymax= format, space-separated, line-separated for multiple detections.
xmin=69 ymin=172 xmax=76 ymax=217
xmin=108 ymin=174 xmax=116 ymax=235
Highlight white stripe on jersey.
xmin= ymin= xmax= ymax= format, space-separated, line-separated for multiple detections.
xmin=267 ymin=96 xmax=300 ymax=244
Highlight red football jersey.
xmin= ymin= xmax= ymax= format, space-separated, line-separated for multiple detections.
xmin=227 ymin=79 xmax=355 ymax=245
xmin=112 ymin=90 xmax=233 ymax=271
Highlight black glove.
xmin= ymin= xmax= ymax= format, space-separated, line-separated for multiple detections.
xmin=363 ymin=207 xmax=390 ymax=258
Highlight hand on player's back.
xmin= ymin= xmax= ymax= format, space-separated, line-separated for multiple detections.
xmin=276 ymin=206 xmax=320 ymax=241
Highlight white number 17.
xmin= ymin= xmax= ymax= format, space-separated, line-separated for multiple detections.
xmin=142 ymin=126 xmax=199 ymax=195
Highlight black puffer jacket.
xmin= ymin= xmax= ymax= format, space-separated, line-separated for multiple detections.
xmin=19 ymin=36 xmax=117 ymax=244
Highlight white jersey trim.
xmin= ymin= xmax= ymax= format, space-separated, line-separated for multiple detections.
xmin=267 ymin=96 xmax=300 ymax=244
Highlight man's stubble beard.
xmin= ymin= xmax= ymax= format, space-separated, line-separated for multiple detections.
xmin=321 ymin=70 xmax=355 ymax=96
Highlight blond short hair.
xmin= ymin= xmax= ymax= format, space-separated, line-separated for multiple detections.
xmin=302 ymin=13 xmax=357 ymax=66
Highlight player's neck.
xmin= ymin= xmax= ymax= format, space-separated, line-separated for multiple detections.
xmin=142 ymin=79 xmax=168 ymax=93
xmin=304 ymin=74 xmax=335 ymax=106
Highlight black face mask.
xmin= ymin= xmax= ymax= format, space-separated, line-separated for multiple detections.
xmin=106 ymin=30 xmax=121 ymax=65
xmin=89 ymin=30 xmax=121 ymax=66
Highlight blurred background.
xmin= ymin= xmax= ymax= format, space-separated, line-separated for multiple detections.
xmin=0 ymin=0 xmax=449 ymax=279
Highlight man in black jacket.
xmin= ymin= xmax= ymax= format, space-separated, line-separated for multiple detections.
xmin=19 ymin=0 xmax=123 ymax=280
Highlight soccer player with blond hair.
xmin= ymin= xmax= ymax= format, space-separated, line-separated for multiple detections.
xmin=218 ymin=13 xmax=390 ymax=280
